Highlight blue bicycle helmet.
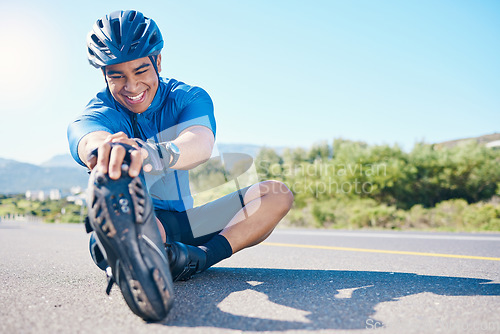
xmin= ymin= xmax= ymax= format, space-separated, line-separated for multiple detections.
xmin=87 ymin=10 xmax=163 ymax=68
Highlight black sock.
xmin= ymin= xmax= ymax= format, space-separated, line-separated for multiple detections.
xmin=198 ymin=234 xmax=233 ymax=271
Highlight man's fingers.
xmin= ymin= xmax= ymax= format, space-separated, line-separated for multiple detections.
xmin=129 ymin=149 xmax=143 ymax=177
xmin=94 ymin=138 xmax=143 ymax=178
xmin=140 ymin=147 xmax=149 ymax=159
xmin=106 ymin=132 xmax=141 ymax=149
xmin=87 ymin=155 xmax=97 ymax=170
xmin=106 ymin=131 xmax=127 ymax=141
xmin=108 ymin=145 xmax=126 ymax=180
xmin=111 ymin=137 xmax=139 ymax=149
xmin=139 ymin=147 xmax=153 ymax=172
xmin=96 ymin=144 xmax=111 ymax=174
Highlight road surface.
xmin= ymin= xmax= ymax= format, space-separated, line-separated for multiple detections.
xmin=1 ymin=220 xmax=499 ymax=333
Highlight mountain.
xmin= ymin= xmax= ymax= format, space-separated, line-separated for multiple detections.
xmin=41 ymin=143 xmax=268 ymax=168
xmin=41 ymin=154 xmax=82 ymax=168
xmin=3 ymin=134 xmax=497 ymax=195
xmin=0 ymin=143 xmax=272 ymax=195
xmin=0 ymin=158 xmax=88 ymax=195
xmin=216 ymin=143 xmax=265 ymax=157
xmin=435 ymin=133 xmax=500 ymax=149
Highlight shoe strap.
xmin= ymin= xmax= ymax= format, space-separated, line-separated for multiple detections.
xmin=84 ymin=216 xmax=93 ymax=233
xmin=105 ymin=267 xmax=115 ymax=295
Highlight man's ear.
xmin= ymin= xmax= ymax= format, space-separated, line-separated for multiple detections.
xmin=156 ymin=54 xmax=162 ymax=73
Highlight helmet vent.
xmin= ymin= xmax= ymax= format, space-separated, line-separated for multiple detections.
xmin=111 ymin=20 xmax=122 ymax=46
xmin=133 ymin=23 xmax=147 ymax=42
xmin=91 ymin=34 xmax=106 ymax=48
xmin=97 ymin=19 xmax=104 ymax=29
xmin=149 ymin=32 xmax=158 ymax=45
xmin=128 ymin=10 xmax=137 ymax=22
xmin=129 ymin=42 xmax=139 ymax=55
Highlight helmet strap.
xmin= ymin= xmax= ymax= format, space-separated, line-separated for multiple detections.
xmin=101 ymin=67 xmax=109 ymax=85
xmin=149 ymin=55 xmax=160 ymax=78
xmin=101 ymin=67 xmax=113 ymax=98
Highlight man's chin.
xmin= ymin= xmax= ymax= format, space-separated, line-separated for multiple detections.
xmin=119 ymin=100 xmax=147 ymax=114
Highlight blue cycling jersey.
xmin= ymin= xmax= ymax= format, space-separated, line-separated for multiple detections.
xmin=67 ymin=77 xmax=216 ymax=212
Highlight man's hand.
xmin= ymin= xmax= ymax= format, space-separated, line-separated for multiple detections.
xmin=80 ymin=125 xmax=213 ymax=179
xmin=133 ymin=138 xmax=172 ymax=174
xmin=87 ymin=132 xmax=143 ymax=180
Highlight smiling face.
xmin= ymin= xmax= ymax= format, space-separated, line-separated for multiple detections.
xmin=104 ymin=55 xmax=162 ymax=114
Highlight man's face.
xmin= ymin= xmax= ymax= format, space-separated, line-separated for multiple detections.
xmin=104 ymin=55 xmax=162 ymax=114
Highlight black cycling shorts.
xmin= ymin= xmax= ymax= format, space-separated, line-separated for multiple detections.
xmin=155 ymin=186 xmax=251 ymax=246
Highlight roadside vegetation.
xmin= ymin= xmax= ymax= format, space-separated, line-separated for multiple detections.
xmin=2 ymin=139 xmax=499 ymax=232
xmin=0 ymin=195 xmax=85 ymax=224
xmin=253 ymin=139 xmax=500 ymax=231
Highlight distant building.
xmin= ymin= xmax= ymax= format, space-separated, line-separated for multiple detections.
xmin=66 ymin=194 xmax=86 ymax=206
xmin=26 ymin=189 xmax=64 ymax=201
xmin=70 ymin=186 xmax=84 ymax=195
xmin=66 ymin=186 xmax=87 ymax=206
xmin=486 ymin=140 xmax=500 ymax=149
xmin=49 ymin=189 xmax=61 ymax=200
xmin=25 ymin=190 xmax=45 ymax=201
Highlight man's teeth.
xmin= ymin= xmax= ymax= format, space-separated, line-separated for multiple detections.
xmin=127 ymin=92 xmax=144 ymax=101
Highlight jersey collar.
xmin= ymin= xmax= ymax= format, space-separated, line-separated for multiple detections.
xmin=141 ymin=77 xmax=166 ymax=119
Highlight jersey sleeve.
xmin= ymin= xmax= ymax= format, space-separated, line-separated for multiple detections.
xmin=67 ymin=115 xmax=114 ymax=167
xmin=173 ymin=84 xmax=216 ymax=137
xmin=67 ymin=93 xmax=125 ymax=167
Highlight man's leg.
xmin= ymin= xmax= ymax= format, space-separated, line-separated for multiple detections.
xmin=155 ymin=180 xmax=293 ymax=280
xmin=156 ymin=180 xmax=293 ymax=250
xmin=220 ymin=180 xmax=294 ymax=252
xmin=87 ymin=168 xmax=174 ymax=321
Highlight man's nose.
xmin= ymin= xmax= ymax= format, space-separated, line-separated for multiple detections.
xmin=124 ymin=77 xmax=140 ymax=92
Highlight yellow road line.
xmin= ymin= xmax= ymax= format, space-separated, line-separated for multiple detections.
xmin=262 ymin=242 xmax=500 ymax=261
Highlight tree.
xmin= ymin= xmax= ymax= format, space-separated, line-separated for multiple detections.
xmin=255 ymin=147 xmax=283 ymax=179
xmin=308 ymin=140 xmax=332 ymax=162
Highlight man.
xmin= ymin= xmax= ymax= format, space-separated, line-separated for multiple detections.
xmin=67 ymin=10 xmax=293 ymax=322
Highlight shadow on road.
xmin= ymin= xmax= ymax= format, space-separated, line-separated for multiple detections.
xmin=161 ymin=268 xmax=500 ymax=331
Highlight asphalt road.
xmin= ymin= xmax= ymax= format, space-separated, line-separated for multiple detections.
xmin=1 ymin=220 xmax=499 ymax=334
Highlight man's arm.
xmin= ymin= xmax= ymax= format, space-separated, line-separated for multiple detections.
xmin=169 ymin=125 xmax=214 ymax=170
xmin=79 ymin=125 xmax=214 ymax=180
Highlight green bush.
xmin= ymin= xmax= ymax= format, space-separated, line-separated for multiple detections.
xmin=311 ymin=201 xmax=336 ymax=227
xmin=463 ymin=202 xmax=500 ymax=231
xmin=0 ymin=196 xmax=86 ymax=224
xmin=283 ymin=197 xmax=500 ymax=232
xmin=257 ymin=138 xmax=500 ymax=231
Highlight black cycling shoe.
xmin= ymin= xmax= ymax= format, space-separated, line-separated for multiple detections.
xmin=165 ymin=241 xmax=207 ymax=281
xmin=87 ymin=167 xmax=174 ymax=322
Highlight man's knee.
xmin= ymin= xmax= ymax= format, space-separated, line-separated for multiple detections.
xmin=261 ymin=180 xmax=294 ymax=213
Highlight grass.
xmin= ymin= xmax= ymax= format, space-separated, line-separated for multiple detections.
xmin=1 ymin=193 xmax=499 ymax=233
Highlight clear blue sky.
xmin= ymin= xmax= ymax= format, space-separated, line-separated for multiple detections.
xmin=1 ymin=0 xmax=499 ymax=164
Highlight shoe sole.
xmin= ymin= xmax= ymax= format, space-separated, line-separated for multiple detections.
xmin=88 ymin=170 xmax=174 ymax=321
